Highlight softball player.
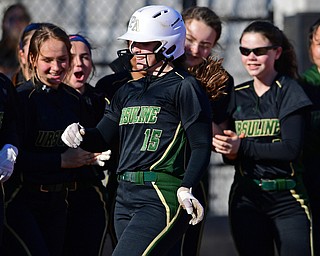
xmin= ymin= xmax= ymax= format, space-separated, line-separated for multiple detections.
xmin=3 ymin=24 xmax=102 ymax=255
xmin=62 ymin=5 xmax=212 ymax=256
xmin=213 ymin=21 xmax=313 ymax=256
xmin=299 ymin=17 xmax=320 ymax=256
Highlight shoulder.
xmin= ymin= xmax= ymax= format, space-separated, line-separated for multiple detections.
xmin=275 ymin=75 xmax=305 ymax=93
xmin=234 ymin=80 xmax=253 ymax=91
xmin=60 ymin=83 xmax=81 ymax=99
xmin=16 ymin=80 xmax=34 ymax=95
xmin=275 ymin=75 xmax=312 ymax=117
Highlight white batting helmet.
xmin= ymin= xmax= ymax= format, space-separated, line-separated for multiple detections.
xmin=118 ymin=5 xmax=186 ymax=61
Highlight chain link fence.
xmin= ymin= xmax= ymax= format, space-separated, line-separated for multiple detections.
xmin=0 ymin=0 xmax=272 ymax=84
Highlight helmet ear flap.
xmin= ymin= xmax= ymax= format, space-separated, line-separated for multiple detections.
xmin=155 ymin=45 xmax=176 ymax=62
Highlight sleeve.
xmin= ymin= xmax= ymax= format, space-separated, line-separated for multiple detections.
xmin=178 ymin=76 xmax=212 ymax=131
xmin=178 ymin=76 xmax=212 ymax=188
xmin=80 ymin=115 xmax=119 ymax=152
xmin=181 ymin=119 xmax=212 ymax=188
xmin=239 ymin=109 xmax=306 ymax=161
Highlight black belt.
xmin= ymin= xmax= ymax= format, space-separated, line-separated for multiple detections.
xmin=118 ymin=171 xmax=158 ymax=185
xmin=24 ymin=181 xmax=96 ymax=192
xmin=253 ymin=178 xmax=296 ymax=191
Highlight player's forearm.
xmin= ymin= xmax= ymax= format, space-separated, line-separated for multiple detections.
xmin=81 ymin=116 xmax=118 ymax=152
xmin=182 ymin=121 xmax=212 ymax=188
xmin=239 ymin=111 xmax=305 ymax=161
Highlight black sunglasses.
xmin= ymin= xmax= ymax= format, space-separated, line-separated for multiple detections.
xmin=239 ymin=46 xmax=278 ymax=56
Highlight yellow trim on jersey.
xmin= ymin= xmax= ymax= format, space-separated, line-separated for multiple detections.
xmin=150 ymin=122 xmax=182 ymax=170
xmin=235 ymin=84 xmax=250 ymax=91
xmin=275 ymin=80 xmax=282 ymax=88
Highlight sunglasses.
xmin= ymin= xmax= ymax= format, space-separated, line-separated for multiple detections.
xmin=239 ymin=46 xmax=278 ymax=56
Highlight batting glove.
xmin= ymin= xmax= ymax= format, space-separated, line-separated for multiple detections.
xmin=177 ymin=187 xmax=204 ymax=225
xmin=0 ymin=144 xmax=18 ymax=182
xmin=93 ymin=150 xmax=112 ymax=166
xmin=61 ymin=123 xmax=85 ymax=148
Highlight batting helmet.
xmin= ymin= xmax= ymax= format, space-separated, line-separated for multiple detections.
xmin=118 ymin=5 xmax=186 ymax=61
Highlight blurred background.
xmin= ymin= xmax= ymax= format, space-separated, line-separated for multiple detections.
xmin=0 ymin=0 xmax=319 ymax=255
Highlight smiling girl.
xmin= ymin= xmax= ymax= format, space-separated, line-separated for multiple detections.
xmin=4 ymin=24 xmax=100 ymax=255
xmin=213 ymin=21 xmax=313 ymax=256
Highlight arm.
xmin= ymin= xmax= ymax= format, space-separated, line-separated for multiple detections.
xmin=62 ymin=115 xmax=119 ymax=153
xmin=239 ymin=110 xmax=305 ymax=161
xmin=178 ymin=117 xmax=212 ymax=225
xmin=213 ymin=110 xmax=305 ymax=161
xmin=181 ymin=118 xmax=212 ymax=188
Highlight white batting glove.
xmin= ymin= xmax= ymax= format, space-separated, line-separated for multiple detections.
xmin=61 ymin=123 xmax=85 ymax=148
xmin=0 ymin=144 xmax=18 ymax=182
xmin=177 ymin=187 xmax=204 ymax=225
xmin=93 ymin=150 xmax=112 ymax=166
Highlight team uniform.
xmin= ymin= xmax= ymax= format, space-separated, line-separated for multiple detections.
xmin=4 ymin=80 xmax=108 ymax=256
xmin=299 ymin=65 xmax=320 ymax=256
xmin=79 ymin=67 xmax=212 ymax=255
xmin=0 ymin=73 xmax=19 ymax=247
xmin=226 ymin=74 xmax=313 ymax=256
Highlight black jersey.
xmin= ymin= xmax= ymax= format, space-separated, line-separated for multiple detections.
xmin=100 ymin=68 xmax=211 ymax=179
xmin=15 ymin=81 xmax=91 ymax=184
xmin=228 ymin=75 xmax=312 ymax=179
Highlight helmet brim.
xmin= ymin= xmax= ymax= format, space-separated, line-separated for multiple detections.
xmin=118 ymin=31 xmax=160 ymax=43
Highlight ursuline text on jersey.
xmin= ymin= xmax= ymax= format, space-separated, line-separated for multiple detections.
xmin=235 ymin=118 xmax=280 ymax=137
xmin=36 ymin=130 xmax=65 ymax=147
xmin=120 ymin=106 xmax=161 ymax=125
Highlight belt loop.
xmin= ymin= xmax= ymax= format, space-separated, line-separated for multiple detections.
xmin=137 ymin=172 xmax=144 ymax=185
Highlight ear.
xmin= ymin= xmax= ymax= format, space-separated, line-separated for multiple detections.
xmin=29 ymin=53 xmax=36 ymax=67
xmin=19 ymin=49 xmax=27 ymax=65
xmin=275 ymin=46 xmax=282 ymax=60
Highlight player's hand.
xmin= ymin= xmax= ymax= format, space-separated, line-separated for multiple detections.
xmin=61 ymin=148 xmax=98 ymax=168
xmin=177 ymin=187 xmax=204 ymax=225
xmin=0 ymin=144 xmax=18 ymax=182
xmin=61 ymin=123 xmax=85 ymax=148
xmin=212 ymin=130 xmax=244 ymax=159
xmin=92 ymin=150 xmax=112 ymax=167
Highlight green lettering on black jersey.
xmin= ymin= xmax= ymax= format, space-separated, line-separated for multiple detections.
xmin=235 ymin=119 xmax=280 ymax=137
xmin=120 ymin=106 xmax=161 ymax=125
